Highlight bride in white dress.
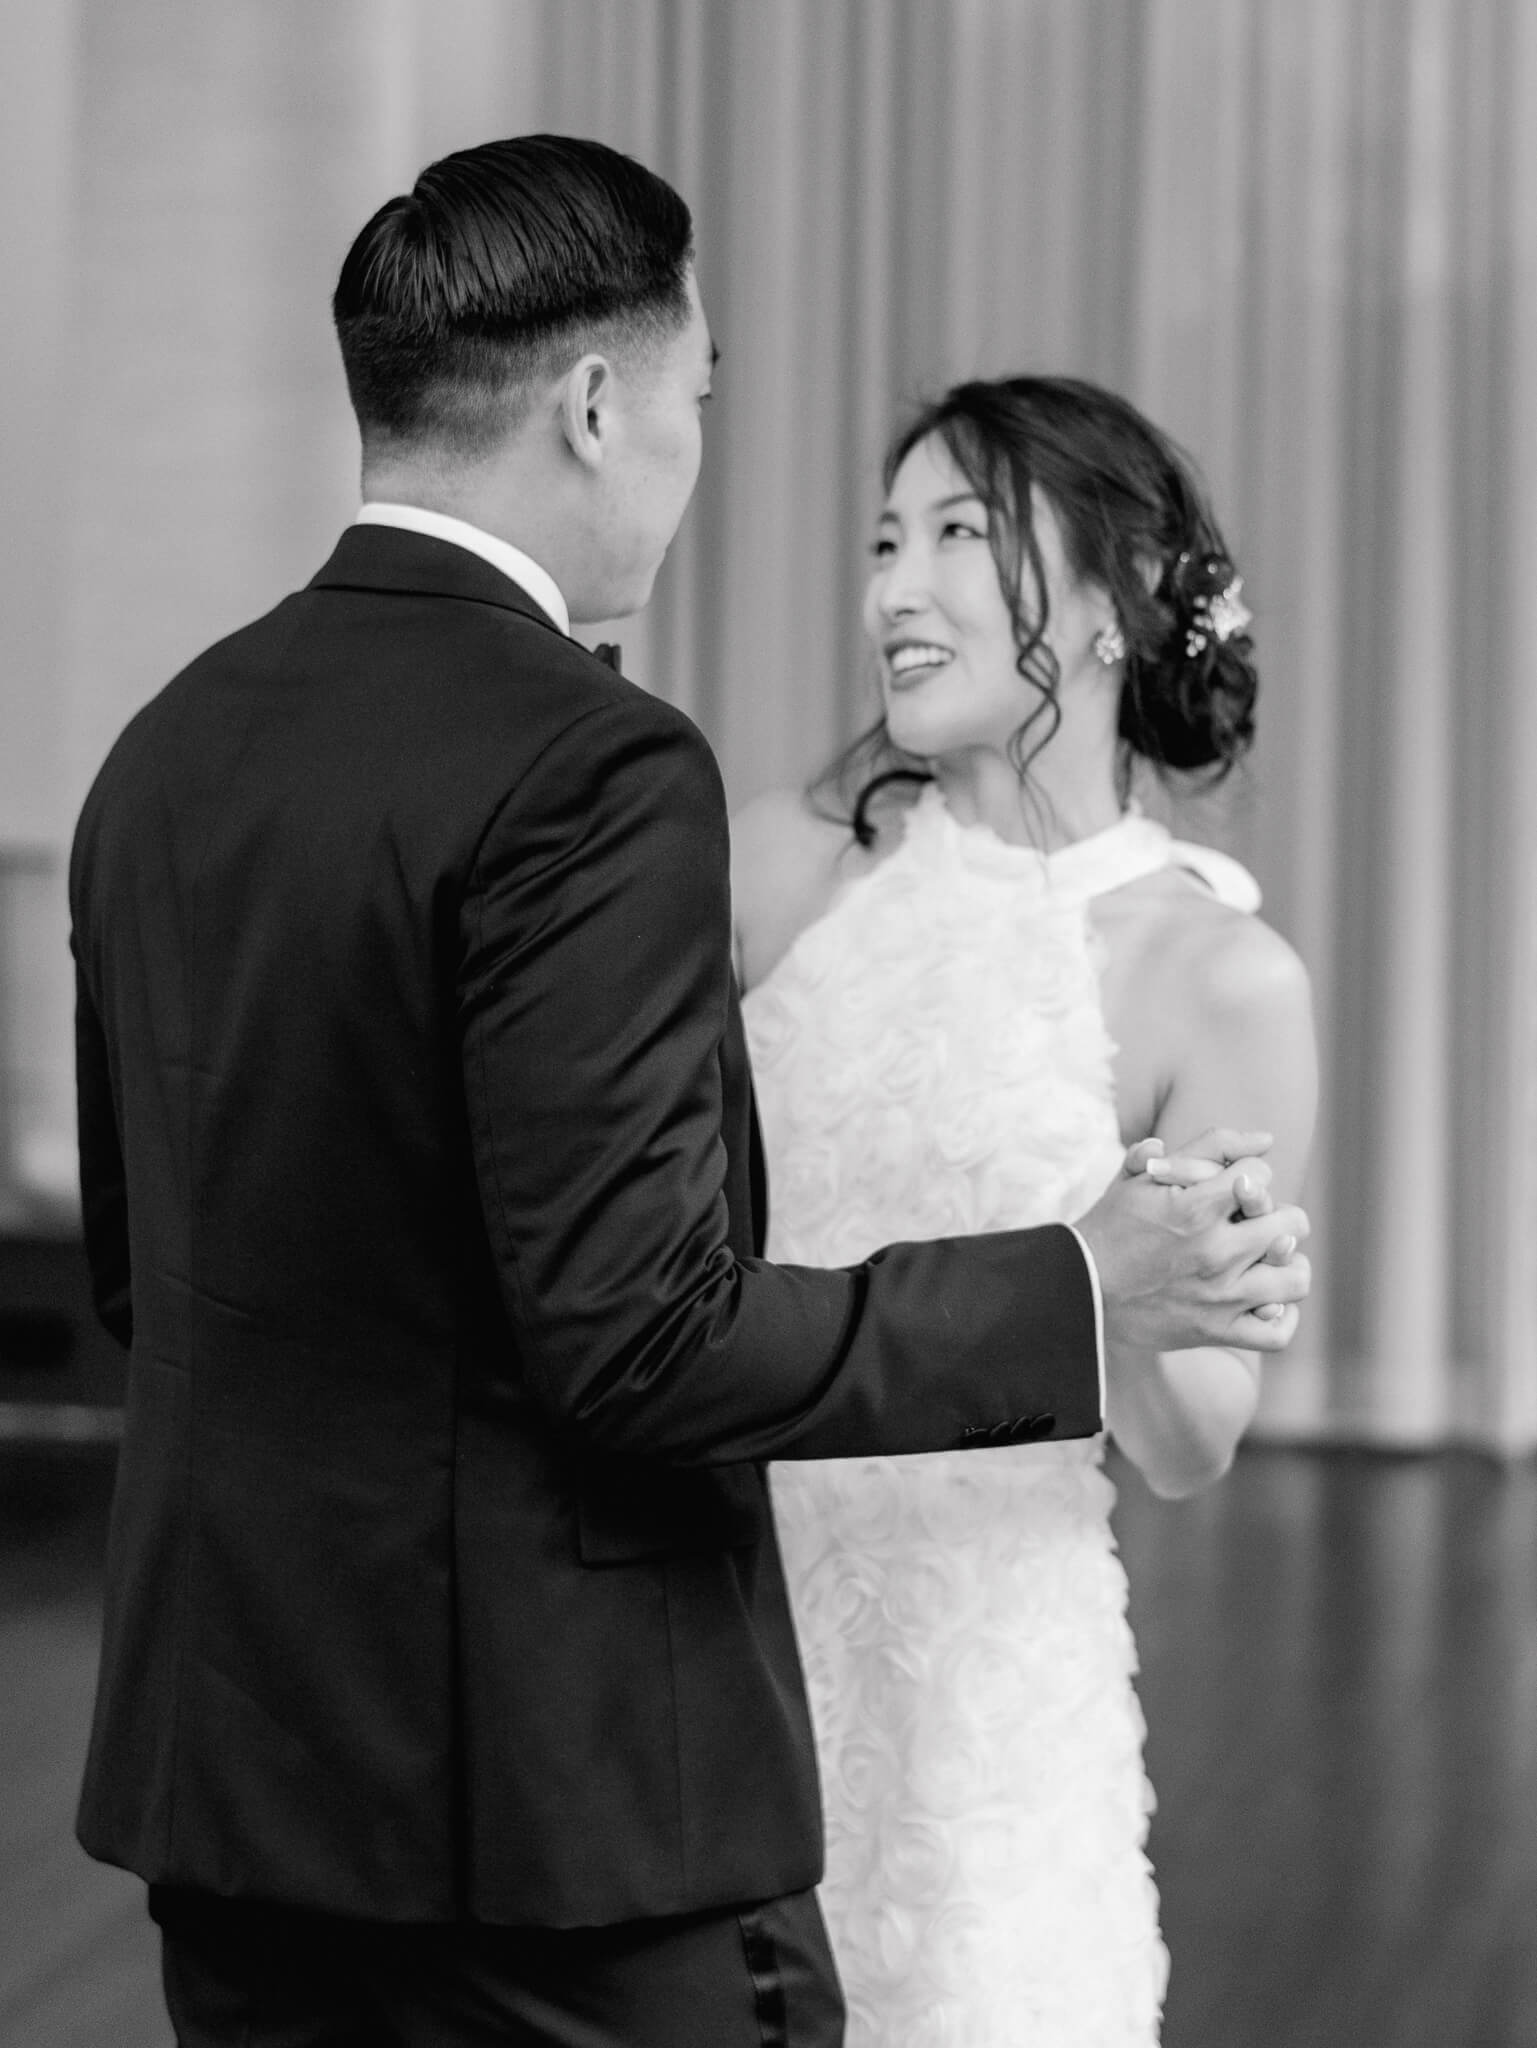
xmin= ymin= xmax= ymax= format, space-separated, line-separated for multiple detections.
xmin=733 ymin=377 xmax=1318 ymax=2046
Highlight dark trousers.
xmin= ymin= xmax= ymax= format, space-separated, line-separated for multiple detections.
xmin=149 ymin=1884 xmax=845 ymax=2047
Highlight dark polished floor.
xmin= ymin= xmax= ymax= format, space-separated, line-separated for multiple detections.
xmin=3 ymin=1441 xmax=1535 ymax=2047
xmin=0 ymin=1447 xmax=166 ymax=2046
xmin=1119 ymin=1446 xmax=1537 ymax=2048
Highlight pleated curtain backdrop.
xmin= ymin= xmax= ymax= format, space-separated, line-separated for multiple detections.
xmin=4 ymin=0 xmax=1537 ymax=1449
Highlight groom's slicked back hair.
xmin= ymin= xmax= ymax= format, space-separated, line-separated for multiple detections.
xmin=333 ymin=134 xmax=694 ymax=456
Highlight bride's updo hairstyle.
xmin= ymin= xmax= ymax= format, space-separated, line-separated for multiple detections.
xmin=829 ymin=375 xmax=1258 ymax=844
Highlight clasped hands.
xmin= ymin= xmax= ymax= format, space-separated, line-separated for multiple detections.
xmin=1077 ymin=1127 xmax=1311 ymax=1357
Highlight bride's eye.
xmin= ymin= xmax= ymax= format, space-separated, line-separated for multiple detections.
xmin=940 ymin=519 xmax=986 ymax=543
xmin=869 ymin=534 xmax=897 ymax=560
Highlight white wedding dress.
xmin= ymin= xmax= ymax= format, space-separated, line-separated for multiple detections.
xmin=741 ymin=786 xmax=1259 ymax=2048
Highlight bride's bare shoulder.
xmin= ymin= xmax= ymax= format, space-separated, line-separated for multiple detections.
xmin=730 ymin=786 xmax=870 ymax=992
xmin=1104 ymin=868 xmax=1311 ymax=1026
xmin=1104 ymin=871 xmax=1313 ymax=1140
xmin=1168 ymin=884 xmax=1310 ymax=1022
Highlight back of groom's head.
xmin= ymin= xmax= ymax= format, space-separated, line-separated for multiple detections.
xmin=333 ymin=134 xmax=694 ymax=461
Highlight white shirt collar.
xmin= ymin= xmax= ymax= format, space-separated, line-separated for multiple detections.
xmin=354 ymin=502 xmax=570 ymax=636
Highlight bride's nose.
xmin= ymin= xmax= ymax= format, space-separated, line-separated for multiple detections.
xmin=874 ymin=548 xmax=929 ymax=624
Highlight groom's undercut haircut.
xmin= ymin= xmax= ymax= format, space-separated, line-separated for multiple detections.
xmin=333 ymin=134 xmax=694 ymax=458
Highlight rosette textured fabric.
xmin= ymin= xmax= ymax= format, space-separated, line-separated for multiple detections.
xmin=743 ymin=786 xmax=1259 ymax=2046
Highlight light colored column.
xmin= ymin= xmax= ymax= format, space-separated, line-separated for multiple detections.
xmin=1493 ymin=0 xmax=1537 ymax=1451
xmin=0 ymin=0 xmax=80 ymax=1213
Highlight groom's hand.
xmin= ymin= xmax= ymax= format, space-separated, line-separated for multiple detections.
xmin=1124 ymin=1128 xmax=1273 ymax=1198
xmin=1132 ymin=1126 xmax=1302 ymax=1319
xmin=1129 ymin=1127 xmax=1300 ymax=1304
xmin=1078 ymin=1130 xmax=1310 ymax=1354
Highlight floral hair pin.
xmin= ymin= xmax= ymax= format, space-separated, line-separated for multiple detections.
xmin=1177 ymin=551 xmax=1253 ymax=658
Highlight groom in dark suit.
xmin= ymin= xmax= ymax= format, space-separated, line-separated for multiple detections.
xmin=70 ymin=135 xmax=1309 ymax=2044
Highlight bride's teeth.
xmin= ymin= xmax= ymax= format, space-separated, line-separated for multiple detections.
xmin=891 ymin=646 xmax=950 ymax=675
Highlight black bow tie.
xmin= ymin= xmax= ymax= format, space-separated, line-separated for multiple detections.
xmin=593 ymin=643 xmax=622 ymax=673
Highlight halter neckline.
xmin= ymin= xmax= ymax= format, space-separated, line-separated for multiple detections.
xmin=905 ymin=784 xmax=1261 ymax=911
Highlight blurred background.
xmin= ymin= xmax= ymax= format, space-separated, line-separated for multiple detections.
xmin=3 ymin=3 xmax=1536 ymax=2044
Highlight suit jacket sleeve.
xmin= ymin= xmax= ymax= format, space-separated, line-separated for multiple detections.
xmin=461 ymin=689 xmax=1101 ymax=1464
xmin=73 ymin=951 xmax=133 ymax=1350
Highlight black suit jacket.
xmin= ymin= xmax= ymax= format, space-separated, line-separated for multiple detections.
xmin=70 ymin=525 xmax=1101 ymax=1926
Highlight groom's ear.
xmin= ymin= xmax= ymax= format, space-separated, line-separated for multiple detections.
xmin=558 ymin=354 xmax=615 ymax=473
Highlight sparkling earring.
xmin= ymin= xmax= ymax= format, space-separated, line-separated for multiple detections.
xmin=1092 ymin=623 xmax=1127 ymax=666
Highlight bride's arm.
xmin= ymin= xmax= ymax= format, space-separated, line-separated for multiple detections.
xmin=1106 ymin=914 xmax=1318 ymax=1498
